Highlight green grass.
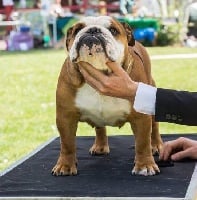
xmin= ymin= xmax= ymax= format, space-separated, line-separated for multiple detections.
xmin=0 ymin=47 xmax=197 ymax=172
xmin=0 ymin=50 xmax=62 ymax=171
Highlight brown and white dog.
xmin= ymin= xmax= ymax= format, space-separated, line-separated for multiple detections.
xmin=52 ymin=16 xmax=163 ymax=176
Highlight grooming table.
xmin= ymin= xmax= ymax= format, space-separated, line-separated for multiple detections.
xmin=0 ymin=134 xmax=197 ymax=200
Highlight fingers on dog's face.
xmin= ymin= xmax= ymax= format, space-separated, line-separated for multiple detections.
xmin=79 ymin=62 xmax=106 ymax=82
xmin=106 ymin=62 xmax=122 ymax=74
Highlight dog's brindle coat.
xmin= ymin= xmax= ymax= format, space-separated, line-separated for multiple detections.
xmin=52 ymin=16 xmax=163 ymax=176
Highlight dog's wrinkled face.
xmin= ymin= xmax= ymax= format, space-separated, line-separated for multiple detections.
xmin=66 ymin=16 xmax=134 ymax=71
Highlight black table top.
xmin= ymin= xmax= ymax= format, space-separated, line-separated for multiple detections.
xmin=0 ymin=134 xmax=197 ymax=198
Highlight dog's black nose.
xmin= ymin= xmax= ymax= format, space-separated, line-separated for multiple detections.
xmin=80 ymin=36 xmax=100 ymax=48
xmin=87 ymin=27 xmax=101 ymax=34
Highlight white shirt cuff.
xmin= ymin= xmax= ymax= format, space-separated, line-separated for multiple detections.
xmin=133 ymin=82 xmax=157 ymax=115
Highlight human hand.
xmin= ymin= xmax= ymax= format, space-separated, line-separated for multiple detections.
xmin=78 ymin=61 xmax=138 ymax=102
xmin=160 ymin=137 xmax=197 ymax=161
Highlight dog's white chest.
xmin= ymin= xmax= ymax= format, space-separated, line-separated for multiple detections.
xmin=75 ymin=84 xmax=131 ymax=127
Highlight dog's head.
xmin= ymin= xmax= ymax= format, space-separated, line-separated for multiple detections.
xmin=66 ymin=16 xmax=135 ymax=72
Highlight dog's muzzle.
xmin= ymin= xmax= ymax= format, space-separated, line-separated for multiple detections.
xmin=73 ymin=27 xmax=110 ymax=62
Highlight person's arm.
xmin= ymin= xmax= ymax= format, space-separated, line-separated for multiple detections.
xmin=133 ymin=82 xmax=157 ymax=115
xmin=155 ymin=88 xmax=197 ymax=126
xmin=134 ymin=85 xmax=197 ymax=126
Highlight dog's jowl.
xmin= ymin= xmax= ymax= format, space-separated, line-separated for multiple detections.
xmin=52 ymin=16 xmax=163 ymax=177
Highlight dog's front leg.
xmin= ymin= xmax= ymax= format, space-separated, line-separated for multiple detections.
xmin=130 ymin=115 xmax=160 ymax=176
xmin=52 ymin=113 xmax=78 ymax=176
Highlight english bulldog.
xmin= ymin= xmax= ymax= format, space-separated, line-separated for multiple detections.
xmin=52 ymin=16 xmax=163 ymax=176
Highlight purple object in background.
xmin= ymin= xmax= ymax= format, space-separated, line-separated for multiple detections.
xmin=8 ymin=26 xmax=34 ymax=51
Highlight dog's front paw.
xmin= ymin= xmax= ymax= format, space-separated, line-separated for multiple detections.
xmin=52 ymin=163 xmax=77 ymax=176
xmin=51 ymin=155 xmax=77 ymax=176
xmin=89 ymin=143 xmax=110 ymax=155
xmin=132 ymin=158 xmax=160 ymax=176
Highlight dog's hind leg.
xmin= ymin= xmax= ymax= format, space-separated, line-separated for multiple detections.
xmin=150 ymin=78 xmax=163 ymax=155
xmin=130 ymin=115 xmax=160 ymax=176
xmin=151 ymin=117 xmax=163 ymax=155
xmin=89 ymin=127 xmax=110 ymax=155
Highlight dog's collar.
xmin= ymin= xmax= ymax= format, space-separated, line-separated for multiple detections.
xmin=126 ymin=59 xmax=134 ymax=74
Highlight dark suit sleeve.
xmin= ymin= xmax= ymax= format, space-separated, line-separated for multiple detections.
xmin=155 ymin=88 xmax=197 ymax=126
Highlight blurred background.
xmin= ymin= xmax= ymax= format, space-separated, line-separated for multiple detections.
xmin=0 ymin=0 xmax=197 ymax=49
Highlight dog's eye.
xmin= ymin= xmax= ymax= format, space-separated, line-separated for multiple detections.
xmin=109 ymin=27 xmax=119 ymax=36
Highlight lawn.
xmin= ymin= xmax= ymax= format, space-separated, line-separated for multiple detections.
xmin=0 ymin=47 xmax=197 ymax=172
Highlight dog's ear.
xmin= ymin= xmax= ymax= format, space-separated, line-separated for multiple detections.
xmin=65 ymin=26 xmax=74 ymax=51
xmin=66 ymin=22 xmax=85 ymax=51
xmin=121 ymin=22 xmax=135 ymax=46
xmin=66 ymin=59 xmax=84 ymax=87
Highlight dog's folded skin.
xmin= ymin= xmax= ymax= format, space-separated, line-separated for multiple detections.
xmin=52 ymin=16 xmax=163 ymax=177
